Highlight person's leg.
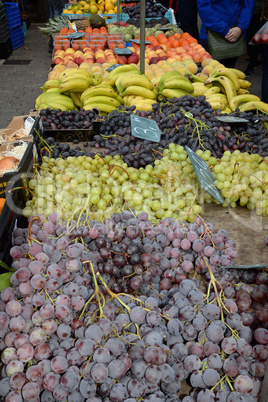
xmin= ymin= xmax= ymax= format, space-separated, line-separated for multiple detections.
xmin=244 ymin=14 xmax=263 ymax=76
xmin=218 ymin=57 xmax=238 ymax=68
xmin=260 ymin=44 xmax=268 ymax=103
xmin=177 ymin=0 xmax=199 ymax=40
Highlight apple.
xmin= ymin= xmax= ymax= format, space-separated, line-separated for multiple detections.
xmin=149 ymin=57 xmax=161 ymax=65
xmin=117 ymin=55 xmax=128 ymax=64
xmin=128 ymin=52 xmax=139 ymax=64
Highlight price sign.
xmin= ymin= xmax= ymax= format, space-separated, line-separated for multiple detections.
xmin=222 ymin=263 xmax=267 ymax=270
xmin=113 ymin=48 xmax=132 ymax=55
xmin=106 ymin=64 xmax=121 ymax=72
xmin=215 ymin=116 xmax=249 ymax=123
xmin=24 ymin=116 xmax=35 ymax=131
xmin=68 ymin=15 xmax=86 ymax=20
xmin=67 ymin=32 xmax=84 ymax=39
xmin=131 ymin=39 xmax=151 ymax=44
xmin=158 ymin=27 xmax=172 ymax=31
xmin=186 ymin=146 xmax=224 ymax=203
xmin=131 ymin=115 xmax=161 ymax=142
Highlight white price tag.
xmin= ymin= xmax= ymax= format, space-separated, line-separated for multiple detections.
xmin=24 ymin=116 xmax=35 ymax=132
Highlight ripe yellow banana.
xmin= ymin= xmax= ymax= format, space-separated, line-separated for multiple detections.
xmin=83 ymin=103 xmax=116 ymax=114
xmin=59 ymin=68 xmax=92 ymax=82
xmin=159 ymin=71 xmax=187 ymax=90
xmin=192 ymin=83 xmax=208 ymax=96
xmin=45 ymin=101 xmax=70 ymax=111
xmin=59 ymin=79 xmax=91 ymax=93
xmin=92 ymin=74 xmax=103 ymax=86
xmin=46 ymin=94 xmax=75 ymax=109
xmin=128 ymin=98 xmax=155 ymax=106
xmin=222 ymin=107 xmax=232 ymax=114
xmin=101 ymin=77 xmax=116 ymax=86
xmin=238 ymin=101 xmax=268 ymax=113
xmin=119 ymin=75 xmax=153 ymax=94
xmin=151 ymin=76 xmax=162 ymax=87
xmin=209 ymin=101 xmax=226 ymax=111
xmin=70 ymin=92 xmax=82 ymax=109
xmin=229 ymin=68 xmax=246 ymax=79
xmin=46 ymin=88 xmax=61 ymax=93
xmin=41 ymin=80 xmax=59 ymax=91
xmin=115 ymin=70 xmax=142 ymax=92
xmin=81 ymin=87 xmax=118 ymax=105
xmin=239 ymin=79 xmax=251 ymax=89
xmin=116 ymin=95 xmax=123 ymax=105
xmin=210 ymin=67 xmax=240 ymax=91
xmin=205 ymin=76 xmax=237 ymax=104
xmin=204 ymin=86 xmax=221 ymax=96
xmin=206 ymin=94 xmax=228 ymax=106
xmin=237 ymin=89 xmax=250 ymax=95
xmin=133 ymin=101 xmax=154 ymax=112
xmin=36 ymin=92 xmax=72 ymax=108
xmin=109 ymin=65 xmax=139 ymax=80
xmin=161 ymin=89 xmax=191 ymax=99
xmin=161 ymin=80 xmax=194 ymax=93
xmin=122 ymin=86 xmax=156 ymax=100
xmin=60 ymin=74 xmax=93 ymax=87
xmin=83 ymin=96 xmax=121 ymax=108
xmin=229 ymin=94 xmax=260 ymax=111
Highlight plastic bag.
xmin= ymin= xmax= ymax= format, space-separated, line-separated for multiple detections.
xmin=249 ymin=20 xmax=268 ymax=45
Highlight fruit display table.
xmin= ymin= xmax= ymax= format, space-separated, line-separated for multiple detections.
xmin=0 ymin=10 xmax=268 ymax=402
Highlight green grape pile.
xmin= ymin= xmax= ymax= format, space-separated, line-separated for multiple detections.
xmin=24 ymin=144 xmax=203 ymax=223
xmin=24 ymin=145 xmax=268 ymax=222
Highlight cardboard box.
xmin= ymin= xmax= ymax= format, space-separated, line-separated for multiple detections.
xmin=0 ymin=115 xmax=36 ymax=143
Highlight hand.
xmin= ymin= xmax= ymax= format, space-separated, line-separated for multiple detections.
xmin=225 ymin=27 xmax=242 ymax=42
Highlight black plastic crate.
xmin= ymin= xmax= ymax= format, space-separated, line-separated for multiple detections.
xmin=0 ymin=4 xmax=6 ymax=19
xmin=0 ymin=13 xmax=8 ymax=28
xmin=0 ymin=36 xmax=12 ymax=58
xmin=0 ymin=180 xmax=29 ymax=268
xmin=0 ymin=22 xmax=10 ymax=43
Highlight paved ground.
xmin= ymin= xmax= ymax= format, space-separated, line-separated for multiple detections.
xmin=0 ymin=23 xmax=263 ymax=129
xmin=0 ymin=23 xmax=51 ymax=129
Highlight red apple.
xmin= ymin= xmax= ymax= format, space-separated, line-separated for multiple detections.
xmin=149 ymin=57 xmax=161 ymax=65
xmin=117 ymin=55 xmax=128 ymax=64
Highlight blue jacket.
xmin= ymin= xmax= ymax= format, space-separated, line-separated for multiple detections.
xmin=197 ymin=0 xmax=256 ymax=40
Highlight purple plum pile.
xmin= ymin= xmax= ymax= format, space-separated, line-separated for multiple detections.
xmin=0 ymin=211 xmax=267 ymax=401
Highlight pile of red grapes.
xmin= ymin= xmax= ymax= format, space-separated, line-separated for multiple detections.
xmin=0 ymin=211 xmax=267 ymax=401
xmin=92 ymin=97 xmax=268 ymax=168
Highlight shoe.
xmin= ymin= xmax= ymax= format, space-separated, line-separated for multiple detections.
xmin=244 ymin=65 xmax=254 ymax=78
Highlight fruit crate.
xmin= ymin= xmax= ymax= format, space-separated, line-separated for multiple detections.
xmin=0 ymin=3 xmax=7 ymax=19
xmin=9 ymin=25 xmax=24 ymax=49
xmin=62 ymin=9 xmax=129 ymax=23
xmin=0 ymin=36 xmax=12 ymax=58
xmin=0 ymin=22 xmax=10 ymax=43
xmin=145 ymin=5 xmax=173 ymax=24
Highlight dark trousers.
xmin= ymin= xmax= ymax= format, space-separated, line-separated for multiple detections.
xmin=246 ymin=14 xmax=264 ymax=67
xmin=260 ymin=44 xmax=268 ymax=103
xmin=177 ymin=0 xmax=200 ymax=41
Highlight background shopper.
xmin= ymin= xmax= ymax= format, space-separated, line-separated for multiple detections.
xmin=197 ymin=0 xmax=255 ymax=68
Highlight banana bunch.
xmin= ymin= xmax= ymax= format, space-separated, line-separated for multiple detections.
xmin=123 ymin=95 xmax=156 ymax=111
xmin=157 ymin=71 xmax=194 ymax=99
xmin=40 ymin=80 xmax=60 ymax=92
xmin=35 ymin=92 xmax=75 ymax=111
xmin=80 ymin=83 xmax=121 ymax=115
xmin=59 ymin=68 xmax=94 ymax=94
xmin=107 ymin=64 xmax=140 ymax=84
xmin=204 ymin=66 xmax=262 ymax=113
xmin=114 ymin=70 xmax=157 ymax=104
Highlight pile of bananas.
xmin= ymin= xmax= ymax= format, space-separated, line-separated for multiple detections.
xmin=157 ymin=71 xmax=195 ymax=99
xmin=195 ymin=67 xmax=268 ymax=113
xmin=109 ymin=65 xmax=158 ymax=112
xmin=36 ymin=68 xmax=104 ymax=111
xmin=35 ymin=92 xmax=75 ymax=111
xmin=80 ymin=81 xmax=123 ymax=114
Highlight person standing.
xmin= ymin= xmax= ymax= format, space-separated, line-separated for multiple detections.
xmin=177 ymin=0 xmax=200 ymax=41
xmin=260 ymin=0 xmax=268 ymax=102
xmin=244 ymin=0 xmax=265 ymax=77
xmin=48 ymin=0 xmax=66 ymax=52
xmin=197 ymin=0 xmax=255 ymax=68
